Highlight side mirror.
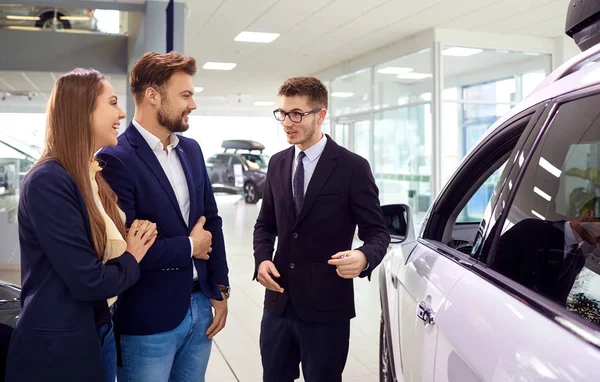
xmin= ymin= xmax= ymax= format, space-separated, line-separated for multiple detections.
xmin=381 ymin=204 xmax=416 ymax=244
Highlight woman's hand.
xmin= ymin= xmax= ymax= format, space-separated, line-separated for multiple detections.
xmin=126 ymin=220 xmax=157 ymax=263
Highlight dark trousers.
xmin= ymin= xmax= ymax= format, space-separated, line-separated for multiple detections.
xmin=260 ymin=303 xmax=350 ymax=382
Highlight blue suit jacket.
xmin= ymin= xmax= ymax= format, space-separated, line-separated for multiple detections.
xmin=97 ymin=123 xmax=229 ymax=335
xmin=6 ymin=160 xmax=140 ymax=382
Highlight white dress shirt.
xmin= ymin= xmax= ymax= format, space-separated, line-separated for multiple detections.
xmin=292 ymin=133 xmax=327 ymax=196
xmin=132 ymin=120 xmax=197 ymax=280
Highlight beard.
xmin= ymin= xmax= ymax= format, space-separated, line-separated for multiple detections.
xmin=157 ymin=99 xmax=189 ymax=133
xmin=289 ymin=119 xmax=317 ymax=145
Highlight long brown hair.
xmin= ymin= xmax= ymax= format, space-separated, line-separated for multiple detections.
xmin=36 ymin=68 xmax=126 ymax=259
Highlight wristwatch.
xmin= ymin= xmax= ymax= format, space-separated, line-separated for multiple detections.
xmin=218 ymin=284 xmax=230 ymax=299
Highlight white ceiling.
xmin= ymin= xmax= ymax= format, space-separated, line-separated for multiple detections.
xmin=186 ymin=0 xmax=568 ymax=102
xmin=0 ymin=0 xmax=571 ymax=113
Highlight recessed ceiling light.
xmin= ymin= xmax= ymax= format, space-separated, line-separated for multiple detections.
xmin=194 ymin=87 xmax=204 ymax=93
xmin=202 ymin=62 xmax=237 ymax=71
xmin=331 ymin=92 xmax=354 ymax=98
xmin=254 ymin=101 xmax=275 ymax=106
xmin=6 ymin=15 xmax=40 ymax=21
xmin=235 ymin=31 xmax=280 ymax=43
xmin=442 ymin=47 xmax=483 ymax=57
xmin=396 ymin=73 xmax=432 ymax=80
xmin=377 ymin=67 xmax=413 ymax=75
xmin=60 ymin=16 xmax=91 ymax=21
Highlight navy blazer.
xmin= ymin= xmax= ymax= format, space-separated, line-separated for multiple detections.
xmin=253 ymin=136 xmax=390 ymax=323
xmin=97 ymin=123 xmax=228 ymax=335
xmin=5 ymin=160 xmax=140 ymax=382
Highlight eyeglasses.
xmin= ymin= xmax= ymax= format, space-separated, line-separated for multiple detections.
xmin=273 ymin=108 xmax=322 ymax=123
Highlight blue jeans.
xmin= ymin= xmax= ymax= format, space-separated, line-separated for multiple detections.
xmin=117 ymin=291 xmax=213 ymax=382
xmin=100 ymin=319 xmax=117 ymax=382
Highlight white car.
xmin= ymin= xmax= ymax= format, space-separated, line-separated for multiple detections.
xmin=379 ymin=4 xmax=600 ymax=382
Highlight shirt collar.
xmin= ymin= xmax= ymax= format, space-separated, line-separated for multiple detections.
xmin=295 ymin=133 xmax=327 ymax=162
xmin=132 ymin=119 xmax=179 ymax=151
xmin=565 ymin=221 xmax=581 ymax=247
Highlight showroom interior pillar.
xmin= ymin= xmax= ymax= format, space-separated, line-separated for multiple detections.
xmin=125 ymin=0 xmax=185 ymax=123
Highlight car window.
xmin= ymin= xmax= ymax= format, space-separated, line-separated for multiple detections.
xmin=229 ymin=156 xmax=242 ymax=167
xmin=488 ymin=93 xmax=600 ymax=327
xmin=240 ymin=153 xmax=269 ymax=170
xmin=457 ymin=162 xmax=507 ymax=223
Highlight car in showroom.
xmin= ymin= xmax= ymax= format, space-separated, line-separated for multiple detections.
xmin=206 ymin=140 xmax=269 ymax=204
xmin=379 ymin=2 xmax=600 ymax=381
xmin=0 ymin=5 xmax=98 ymax=31
xmin=0 ymin=280 xmax=21 ymax=381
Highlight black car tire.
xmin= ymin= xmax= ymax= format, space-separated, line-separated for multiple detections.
xmin=36 ymin=12 xmax=71 ymax=29
xmin=244 ymin=181 xmax=259 ymax=204
xmin=380 ymin=316 xmax=396 ymax=382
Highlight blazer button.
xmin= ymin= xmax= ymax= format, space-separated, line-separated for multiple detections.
xmin=292 ymin=233 xmax=298 ymax=239
xmin=289 ymin=263 xmax=295 ymax=269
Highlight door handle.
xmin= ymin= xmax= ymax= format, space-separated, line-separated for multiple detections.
xmin=417 ymin=301 xmax=435 ymax=325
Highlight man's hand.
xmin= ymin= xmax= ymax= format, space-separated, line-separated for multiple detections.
xmin=257 ymin=261 xmax=284 ymax=293
xmin=190 ymin=216 xmax=212 ymax=260
xmin=327 ymin=250 xmax=368 ymax=279
xmin=206 ymin=294 xmax=228 ymax=339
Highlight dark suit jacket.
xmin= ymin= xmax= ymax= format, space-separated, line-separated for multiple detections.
xmin=97 ymin=124 xmax=229 ymax=335
xmin=253 ymin=136 xmax=390 ymax=324
xmin=493 ymin=219 xmax=586 ymax=305
xmin=6 ymin=160 xmax=140 ymax=382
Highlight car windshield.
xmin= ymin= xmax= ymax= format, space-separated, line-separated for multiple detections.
xmin=241 ymin=153 xmax=269 ymax=170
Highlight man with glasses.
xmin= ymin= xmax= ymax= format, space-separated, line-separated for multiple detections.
xmin=253 ymin=76 xmax=390 ymax=382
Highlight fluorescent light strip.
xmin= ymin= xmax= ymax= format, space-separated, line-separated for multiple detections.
xmin=539 ymin=157 xmax=562 ymax=178
xmin=234 ymin=31 xmax=280 ymax=43
xmin=331 ymin=92 xmax=354 ymax=98
xmin=397 ymin=73 xmax=432 ymax=80
xmin=202 ymin=62 xmax=237 ymax=71
xmin=377 ymin=67 xmax=413 ymax=75
xmin=60 ymin=16 xmax=91 ymax=21
xmin=442 ymin=47 xmax=483 ymax=57
xmin=534 ymin=187 xmax=552 ymax=201
xmin=194 ymin=87 xmax=204 ymax=93
xmin=254 ymin=101 xmax=274 ymax=106
xmin=6 ymin=15 xmax=40 ymax=21
xmin=531 ymin=210 xmax=546 ymax=220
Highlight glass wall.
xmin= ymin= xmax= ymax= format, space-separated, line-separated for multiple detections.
xmin=326 ymin=44 xmax=551 ymax=223
xmin=328 ymin=49 xmax=433 ymax=217
xmin=330 ymin=68 xmax=372 ymax=117
xmin=374 ymin=105 xmax=432 ymax=211
xmin=442 ymin=46 xmax=552 ymax=217
xmin=373 ymin=49 xmax=432 ymax=215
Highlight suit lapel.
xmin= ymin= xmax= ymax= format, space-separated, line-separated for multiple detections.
xmin=280 ymin=147 xmax=296 ymax=224
xmin=125 ymin=125 xmax=187 ymax=227
xmin=176 ymin=141 xmax=197 ymax=229
xmin=295 ymin=137 xmax=339 ymax=226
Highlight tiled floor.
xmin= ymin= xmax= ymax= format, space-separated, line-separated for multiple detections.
xmin=1 ymin=194 xmax=382 ymax=381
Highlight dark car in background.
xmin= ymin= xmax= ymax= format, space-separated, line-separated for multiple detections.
xmin=0 ymin=281 xmax=20 ymax=382
xmin=206 ymin=140 xmax=269 ymax=204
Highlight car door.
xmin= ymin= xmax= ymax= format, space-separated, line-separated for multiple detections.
xmin=384 ymin=105 xmax=544 ymax=382
xmin=432 ymin=90 xmax=600 ymax=381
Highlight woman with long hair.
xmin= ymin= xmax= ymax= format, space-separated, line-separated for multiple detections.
xmin=5 ymin=68 xmax=156 ymax=382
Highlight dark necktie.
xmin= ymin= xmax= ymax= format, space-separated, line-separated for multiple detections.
xmin=293 ymin=152 xmax=306 ymax=216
